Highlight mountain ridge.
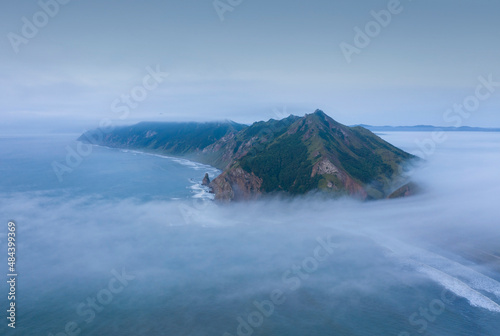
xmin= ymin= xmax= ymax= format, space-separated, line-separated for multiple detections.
xmin=207 ymin=110 xmax=416 ymax=200
xmin=79 ymin=110 xmax=417 ymax=201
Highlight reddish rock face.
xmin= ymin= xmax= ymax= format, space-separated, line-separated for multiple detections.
xmin=208 ymin=110 xmax=416 ymax=201
xmin=80 ymin=110 xmax=416 ymax=202
xmin=387 ymin=182 xmax=420 ymax=199
xmin=209 ymin=167 xmax=263 ymax=201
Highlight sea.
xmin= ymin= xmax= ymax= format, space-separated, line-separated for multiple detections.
xmin=0 ymin=131 xmax=499 ymax=336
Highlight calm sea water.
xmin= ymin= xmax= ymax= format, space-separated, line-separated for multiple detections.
xmin=0 ymin=134 xmax=219 ymax=201
xmin=0 ymin=132 xmax=499 ymax=336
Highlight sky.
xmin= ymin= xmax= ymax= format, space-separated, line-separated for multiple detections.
xmin=1 ymin=0 xmax=500 ymax=133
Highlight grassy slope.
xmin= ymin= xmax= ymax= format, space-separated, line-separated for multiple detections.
xmin=79 ymin=111 xmax=415 ymax=199
xmin=236 ymin=111 xmax=415 ymax=198
xmin=80 ymin=121 xmax=246 ymax=156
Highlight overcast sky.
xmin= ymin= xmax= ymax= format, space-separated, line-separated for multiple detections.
xmin=1 ymin=0 xmax=499 ymax=133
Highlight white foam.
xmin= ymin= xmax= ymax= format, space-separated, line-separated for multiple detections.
xmin=360 ymin=230 xmax=500 ymax=313
xmin=188 ymin=181 xmax=214 ymax=200
xmin=171 ymin=158 xmax=220 ymax=176
xmin=99 ymin=145 xmax=220 ymax=200
xmin=108 ymin=146 xmax=218 ymax=173
xmin=419 ymin=265 xmax=500 ymax=313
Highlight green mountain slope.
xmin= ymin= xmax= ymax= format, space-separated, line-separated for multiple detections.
xmin=79 ymin=121 xmax=246 ymax=161
xmin=208 ymin=110 xmax=416 ymax=200
xmin=79 ymin=110 xmax=417 ymax=201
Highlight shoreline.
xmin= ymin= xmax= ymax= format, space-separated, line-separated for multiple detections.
xmin=90 ymin=143 xmax=221 ymax=200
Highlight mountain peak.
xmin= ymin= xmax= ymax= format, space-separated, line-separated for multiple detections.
xmin=208 ymin=110 xmax=416 ymax=200
xmin=80 ymin=110 xmax=416 ymax=201
xmin=312 ymin=109 xmax=327 ymax=117
xmin=303 ymin=109 xmax=328 ymax=121
xmin=295 ymin=109 xmax=341 ymax=134
xmin=304 ymin=109 xmax=338 ymax=124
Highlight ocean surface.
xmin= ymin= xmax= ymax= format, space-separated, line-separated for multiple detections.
xmin=0 ymin=132 xmax=499 ymax=336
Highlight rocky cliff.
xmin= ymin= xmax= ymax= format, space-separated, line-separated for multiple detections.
xmin=207 ymin=110 xmax=416 ymax=200
xmin=79 ymin=110 xmax=417 ymax=201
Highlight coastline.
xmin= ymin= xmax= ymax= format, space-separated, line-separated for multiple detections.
xmin=88 ymin=142 xmax=221 ymax=200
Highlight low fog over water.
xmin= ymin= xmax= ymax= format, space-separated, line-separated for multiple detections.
xmin=0 ymin=132 xmax=499 ymax=335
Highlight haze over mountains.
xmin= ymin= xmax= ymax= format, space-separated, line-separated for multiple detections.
xmin=358 ymin=125 xmax=500 ymax=132
xmin=80 ymin=110 xmax=418 ymax=201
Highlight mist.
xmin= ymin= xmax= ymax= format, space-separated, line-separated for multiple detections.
xmin=1 ymin=132 xmax=499 ymax=336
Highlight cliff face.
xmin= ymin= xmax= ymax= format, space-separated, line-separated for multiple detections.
xmin=208 ymin=110 xmax=416 ymax=201
xmin=387 ymin=182 xmax=419 ymax=199
xmin=79 ymin=110 xmax=417 ymax=201
xmin=209 ymin=167 xmax=263 ymax=201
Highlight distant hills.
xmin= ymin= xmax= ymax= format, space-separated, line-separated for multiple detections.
xmin=356 ymin=125 xmax=500 ymax=132
xmin=79 ymin=110 xmax=418 ymax=201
